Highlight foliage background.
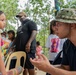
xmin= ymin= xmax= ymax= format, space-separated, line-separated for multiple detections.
xmin=0 ymin=0 xmax=76 ymax=55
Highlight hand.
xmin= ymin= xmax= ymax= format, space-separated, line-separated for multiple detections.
xmin=25 ymin=42 xmax=31 ymax=53
xmin=30 ymin=54 xmax=51 ymax=72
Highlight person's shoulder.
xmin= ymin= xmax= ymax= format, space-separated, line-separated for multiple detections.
xmin=49 ymin=34 xmax=59 ymax=38
xmin=23 ymin=19 xmax=32 ymax=26
xmin=28 ymin=20 xmax=37 ymax=28
xmin=24 ymin=19 xmax=30 ymax=22
xmin=27 ymin=19 xmax=36 ymax=24
xmin=63 ymin=39 xmax=71 ymax=49
xmin=63 ymin=39 xmax=72 ymax=53
xmin=47 ymin=35 xmax=52 ymax=39
xmin=64 ymin=39 xmax=71 ymax=44
xmin=60 ymin=38 xmax=67 ymax=43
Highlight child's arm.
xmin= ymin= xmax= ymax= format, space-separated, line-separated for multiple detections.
xmin=0 ymin=50 xmax=7 ymax=75
xmin=7 ymin=66 xmax=24 ymax=75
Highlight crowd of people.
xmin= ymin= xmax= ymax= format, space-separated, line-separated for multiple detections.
xmin=0 ymin=6 xmax=76 ymax=75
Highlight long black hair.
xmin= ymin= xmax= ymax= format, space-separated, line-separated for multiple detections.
xmin=50 ymin=20 xmax=56 ymax=34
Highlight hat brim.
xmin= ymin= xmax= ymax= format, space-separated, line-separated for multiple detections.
xmin=16 ymin=15 xmax=21 ymax=17
xmin=50 ymin=20 xmax=56 ymax=25
xmin=55 ymin=19 xmax=76 ymax=23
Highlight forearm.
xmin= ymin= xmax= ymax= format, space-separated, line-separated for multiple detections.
xmin=47 ymin=65 xmax=76 ymax=75
xmin=0 ymin=51 xmax=7 ymax=75
xmin=28 ymin=30 xmax=37 ymax=43
xmin=54 ymin=64 xmax=70 ymax=70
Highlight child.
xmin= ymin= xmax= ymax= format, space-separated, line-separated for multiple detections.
xmin=0 ymin=10 xmax=23 ymax=75
xmin=7 ymin=30 xmax=15 ymax=53
xmin=36 ymin=41 xmax=43 ymax=55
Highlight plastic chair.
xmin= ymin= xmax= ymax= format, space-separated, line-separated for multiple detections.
xmin=5 ymin=51 xmax=26 ymax=75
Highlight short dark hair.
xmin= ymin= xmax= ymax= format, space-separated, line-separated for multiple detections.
xmin=7 ymin=30 xmax=15 ymax=41
xmin=7 ymin=30 xmax=15 ymax=36
xmin=0 ymin=11 xmax=4 ymax=15
xmin=36 ymin=41 xmax=40 ymax=45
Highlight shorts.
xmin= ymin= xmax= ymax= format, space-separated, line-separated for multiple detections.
xmin=9 ymin=52 xmax=35 ymax=70
xmin=24 ymin=52 xmax=35 ymax=69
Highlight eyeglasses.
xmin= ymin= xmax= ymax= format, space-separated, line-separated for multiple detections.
xmin=56 ymin=22 xmax=66 ymax=27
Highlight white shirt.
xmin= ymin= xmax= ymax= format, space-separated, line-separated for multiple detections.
xmin=46 ymin=34 xmax=66 ymax=61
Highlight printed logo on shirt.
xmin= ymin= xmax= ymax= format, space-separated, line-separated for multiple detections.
xmin=50 ymin=38 xmax=59 ymax=52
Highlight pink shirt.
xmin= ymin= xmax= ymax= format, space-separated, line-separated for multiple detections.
xmin=0 ymin=37 xmax=4 ymax=47
xmin=36 ymin=46 xmax=42 ymax=55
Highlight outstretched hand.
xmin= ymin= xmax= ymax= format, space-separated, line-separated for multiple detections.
xmin=30 ymin=54 xmax=51 ymax=72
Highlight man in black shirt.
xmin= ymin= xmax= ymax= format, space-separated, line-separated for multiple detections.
xmin=15 ymin=11 xmax=37 ymax=75
xmin=30 ymin=8 xmax=76 ymax=75
xmin=62 ymin=39 xmax=76 ymax=71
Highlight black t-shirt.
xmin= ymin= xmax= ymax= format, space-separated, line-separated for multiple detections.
xmin=15 ymin=19 xmax=37 ymax=53
xmin=61 ymin=39 xmax=76 ymax=71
